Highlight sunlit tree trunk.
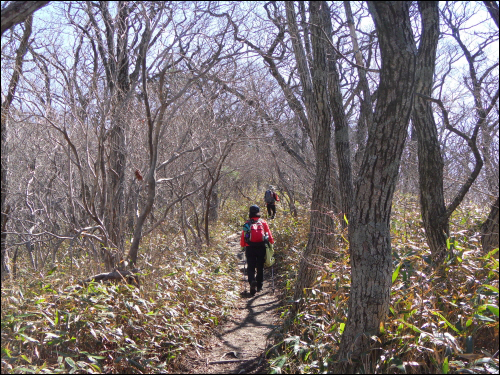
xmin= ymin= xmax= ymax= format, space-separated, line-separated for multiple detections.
xmin=104 ymin=2 xmax=131 ymax=266
xmin=413 ymin=1 xmax=498 ymax=266
xmin=288 ymin=1 xmax=337 ymax=301
xmin=324 ymin=1 xmax=354 ymax=225
xmin=336 ymin=2 xmax=417 ymax=372
xmin=411 ymin=1 xmax=449 ymax=264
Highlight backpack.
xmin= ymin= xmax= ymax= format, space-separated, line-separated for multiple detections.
xmin=264 ymin=190 xmax=275 ymax=203
xmin=243 ymin=219 xmax=267 ymax=244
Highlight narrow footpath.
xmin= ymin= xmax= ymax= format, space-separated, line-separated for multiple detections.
xmin=178 ymin=233 xmax=282 ymax=374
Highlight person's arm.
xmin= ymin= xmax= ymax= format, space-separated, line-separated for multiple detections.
xmin=263 ymin=221 xmax=274 ymax=244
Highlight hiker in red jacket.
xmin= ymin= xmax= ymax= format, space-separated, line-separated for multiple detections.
xmin=264 ymin=185 xmax=280 ymax=219
xmin=240 ymin=205 xmax=274 ymax=295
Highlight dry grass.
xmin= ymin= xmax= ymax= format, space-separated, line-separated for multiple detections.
xmin=1 ymin=194 xmax=498 ymax=374
xmin=267 ymin=195 xmax=499 ymax=374
xmin=1 ymin=221 xmax=241 ymax=373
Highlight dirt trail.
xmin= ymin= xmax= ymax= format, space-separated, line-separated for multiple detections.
xmin=178 ymin=234 xmax=281 ymax=374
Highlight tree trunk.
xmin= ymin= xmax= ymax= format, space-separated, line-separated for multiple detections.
xmin=481 ymin=124 xmax=499 ymax=195
xmin=415 ymin=1 xmax=495 ymax=266
xmin=483 ymin=1 xmax=500 ymax=28
xmin=481 ymin=196 xmax=499 ymax=253
xmin=336 ymin=2 xmax=417 ymax=372
xmin=411 ymin=1 xmax=449 ymax=264
xmin=208 ymin=184 xmax=219 ymax=223
xmin=288 ymin=1 xmax=337 ymax=302
xmin=1 ymin=15 xmax=33 ymax=279
xmin=105 ymin=121 xmax=127 ymax=257
xmin=204 ymin=149 xmax=231 ymax=246
xmin=128 ymin=170 xmax=156 ymax=267
xmin=324 ymin=1 xmax=354 ymax=225
xmin=127 ymin=23 xmax=154 ymax=268
xmin=1 ymin=1 xmax=48 ymax=36
xmin=344 ymin=0 xmax=372 ymax=195
xmin=103 ymin=2 xmax=131 ymax=267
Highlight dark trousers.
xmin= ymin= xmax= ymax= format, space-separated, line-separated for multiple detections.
xmin=267 ymin=203 xmax=276 ymax=218
xmin=245 ymin=244 xmax=266 ymax=288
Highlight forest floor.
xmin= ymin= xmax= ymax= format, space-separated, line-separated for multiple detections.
xmin=176 ymin=234 xmax=281 ymax=374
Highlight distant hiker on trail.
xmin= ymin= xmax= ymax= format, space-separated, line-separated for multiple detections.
xmin=241 ymin=205 xmax=275 ymax=296
xmin=264 ymin=185 xmax=280 ymax=219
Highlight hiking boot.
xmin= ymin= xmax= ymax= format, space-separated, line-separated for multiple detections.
xmin=250 ymin=281 xmax=257 ymax=296
xmin=257 ymin=285 xmax=262 ymax=292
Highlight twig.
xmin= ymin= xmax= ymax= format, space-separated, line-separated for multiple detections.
xmin=208 ymin=359 xmax=247 ymax=365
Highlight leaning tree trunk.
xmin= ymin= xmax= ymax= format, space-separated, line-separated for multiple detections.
xmin=411 ymin=1 xmax=449 ymax=264
xmin=0 ymin=1 xmax=48 ymax=36
xmin=481 ymin=196 xmax=499 ymax=253
xmin=336 ymin=2 xmax=417 ymax=373
xmin=289 ymin=1 xmax=337 ymax=303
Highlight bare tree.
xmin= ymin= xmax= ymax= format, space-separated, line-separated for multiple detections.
xmin=80 ymin=1 xmax=151 ymax=267
xmin=1 ymin=15 xmax=33 ymax=278
xmin=413 ymin=1 xmax=498 ymax=265
xmin=126 ymin=3 xmax=235 ymax=266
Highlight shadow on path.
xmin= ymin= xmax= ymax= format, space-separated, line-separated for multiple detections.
xmin=178 ymin=235 xmax=281 ymax=374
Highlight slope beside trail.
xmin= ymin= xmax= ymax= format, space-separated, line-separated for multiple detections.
xmin=177 ymin=233 xmax=282 ymax=374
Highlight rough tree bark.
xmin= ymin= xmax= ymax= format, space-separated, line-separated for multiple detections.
xmin=324 ymin=1 xmax=354 ymax=224
xmin=288 ymin=1 xmax=339 ymax=302
xmin=411 ymin=1 xmax=449 ymax=265
xmin=104 ymin=1 xmax=131 ymax=265
xmin=336 ymin=1 xmax=417 ymax=372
